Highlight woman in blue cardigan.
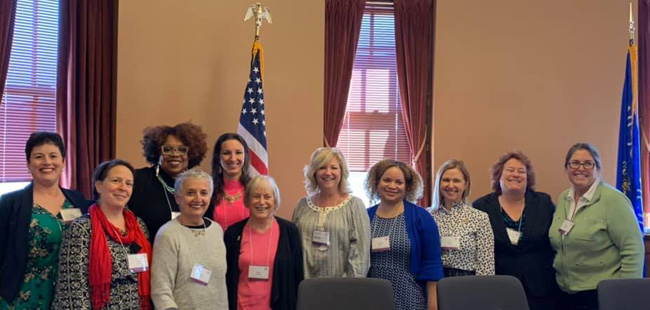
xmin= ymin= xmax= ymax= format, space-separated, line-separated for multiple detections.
xmin=366 ymin=159 xmax=443 ymax=310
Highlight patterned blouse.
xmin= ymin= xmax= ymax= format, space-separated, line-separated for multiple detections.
xmin=52 ymin=215 xmax=149 ymax=310
xmin=0 ymin=201 xmax=72 ymax=310
xmin=430 ymin=202 xmax=495 ymax=275
xmin=292 ymin=196 xmax=370 ymax=278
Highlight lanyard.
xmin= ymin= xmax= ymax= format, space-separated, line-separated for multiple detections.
xmin=248 ymin=221 xmax=274 ymax=266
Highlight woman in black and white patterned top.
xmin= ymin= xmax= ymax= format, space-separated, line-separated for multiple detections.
xmin=429 ymin=159 xmax=494 ymax=277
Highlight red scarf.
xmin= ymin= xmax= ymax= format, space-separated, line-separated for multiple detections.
xmin=88 ymin=204 xmax=152 ymax=310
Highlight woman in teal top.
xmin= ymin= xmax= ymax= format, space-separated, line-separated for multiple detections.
xmin=0 ymin=132 xmax=88 ymax=309
xmin=549 ymin=143 xmax=643 ymax=310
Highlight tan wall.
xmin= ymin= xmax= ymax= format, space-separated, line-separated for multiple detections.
xmin=116 ymin=0 xmax=324 ymax=219
xmin=434 ymin=0 xmax=634 ymax=203
xmin=117 ymin=0 xmax=634 ymax=218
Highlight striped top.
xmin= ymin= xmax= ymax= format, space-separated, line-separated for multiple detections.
xmin=292 ymin=196 xmax=371 ymax=278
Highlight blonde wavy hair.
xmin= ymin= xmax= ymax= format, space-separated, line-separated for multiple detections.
xmin=303 ymin=147 xmax=351 ymax=195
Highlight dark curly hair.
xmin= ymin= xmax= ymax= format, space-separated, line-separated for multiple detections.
xmin=140 ymin=122 xmax=208 ymax=169
xmin=25 ymin=131 xmax=66 ymax=162
xmin=210 ymin=133 xmax=252 ymax=204
xmin=490 ymin=150 xmax=536 ymax=194
xmin=365 ymin=159 xmax=423 ymax=204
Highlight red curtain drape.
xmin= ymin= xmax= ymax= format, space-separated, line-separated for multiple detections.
xmin=639 ymin=0 xmax=650 ymax=226
xmin=394 ymin=0 xmax=434 ymax=206
xmin=57 ymin=0 xmax=116 ymax=197
xmin=323 ymin=0 xmax=365 ymax=147
xmin=0 ymin=0 xmax=17 ymax=97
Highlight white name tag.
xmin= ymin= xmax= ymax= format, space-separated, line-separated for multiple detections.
xmin=127 ymin=253 xmax=149 ymax=273
xmin=60 ymin=208 xmax=82 ymax=222
xmin=171 ymin=212 xmax=181 ymax=220
xmin=559 ymin=219 xmax=575 ymax=235
xmin=506 ymin=228 xmax=522 ymax=245
xmin=440 ymin=236 xmax=461 ymax=250
xmin=191 ymin=263 xmax=212 ymax=285
xmin=371 ymin=236 xmax=390 ymax=252
xmin=248 ymin=265 xmax=270 ymax=280
xmin=312 ymin=230 xmax=330 ymax=246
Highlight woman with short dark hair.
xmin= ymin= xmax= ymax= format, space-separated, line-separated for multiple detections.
xmin=0 ymin=132 xmax=88 ymax=310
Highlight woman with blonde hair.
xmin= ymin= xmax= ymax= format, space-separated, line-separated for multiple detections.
xmin=430 ymin=159 xmax=493 ymax=277
xmin=292 ymin=147 xmax=370 ymax=278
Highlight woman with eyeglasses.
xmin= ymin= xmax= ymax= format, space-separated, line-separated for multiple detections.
xmin=128 ymin=122 xmax=209 ymax=243
xmin=549 ymin=143 xmax=644 ymax=310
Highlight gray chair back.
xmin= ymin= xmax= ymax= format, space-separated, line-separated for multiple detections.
xmin=437 ymin=275 xmax=530 ymax=310
xmin=597 ymin=278 xmax=650 ymax=310
xmin=297 ymin=278 xmax=395 ymax=310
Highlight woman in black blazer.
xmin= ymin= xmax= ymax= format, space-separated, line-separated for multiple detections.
xmin=0 ymin=132 xmax=89 ymax=309
xmin=224 ymin=175 xmax=304 ymax=310
xmin=473 ymin=150 xmax=558 ymax=310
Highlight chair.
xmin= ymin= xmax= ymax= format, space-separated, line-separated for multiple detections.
xmin=597 ymin=278 xmax=650 ymax=310
xmin=437 ymin=275 xmax=530 ymax=310
xmin=296 ymin=277 xmax=396 ymax=310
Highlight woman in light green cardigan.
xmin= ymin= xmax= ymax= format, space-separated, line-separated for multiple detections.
xmin=549 ymin=143 xmax=644 ymax=310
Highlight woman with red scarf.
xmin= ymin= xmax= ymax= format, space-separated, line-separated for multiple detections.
xmin=52 ymin=159 xmax=152 ymax=310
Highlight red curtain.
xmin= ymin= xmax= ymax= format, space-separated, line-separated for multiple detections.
xmin=323 ymin=0 xmax=365 ymax=147
xmin=639 ymin=0 xmax=650 ymax=226
xmin=0 ymin=0 xmax=17 ymax=97
xmin=394 ymin=0 xmax=434 ymax=206
xmin=57 ymin=0 xmax=116 ymax=197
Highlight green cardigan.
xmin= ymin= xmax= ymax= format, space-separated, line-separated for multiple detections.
xmin=549 ymin=181 xmax=644 ymax=293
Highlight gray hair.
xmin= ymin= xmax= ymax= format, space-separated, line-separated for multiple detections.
xmin=245 ymin=175 xmax=281 ymax=209
xmin=174 ymin=168 xmax=214 ymax=196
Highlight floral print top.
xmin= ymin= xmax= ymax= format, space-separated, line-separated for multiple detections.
xmin=0 ymin=200 xmax=72 ymax=310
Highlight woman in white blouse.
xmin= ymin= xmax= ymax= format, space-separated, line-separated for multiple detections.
xmin=429 ymin=159 xmax=494 ymax=277
xmin=292 ymin=148 xmax=371 ymax=278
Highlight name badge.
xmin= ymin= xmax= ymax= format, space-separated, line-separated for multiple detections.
xmin=191 ymin=263 xmax=212 ymax=285
xmin=248 ymin=265 xmax=270 ymax=280
xmin=559 ymin=219 xmax=575 ymax=236
xmin=127 ymin=253 xmax=149 ymax=273
xmin=171 ymin=212 xmax=181 ymax=220
xmin=312 ymin=229 xmax=330 ymax=246
xmin=506 ymin=228 xmax=522 ymax=245
xmin=60 ymin=208 xmax=82 ymax=222
xmin=371 ymin=236 xmax=390 ymax=252
xmin=440 ymin=236 xmax=461 ymax=250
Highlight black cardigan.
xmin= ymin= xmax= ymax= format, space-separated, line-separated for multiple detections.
xmin=472 ymin=191 xmax=559 ymax=298
xmin=129 ymin=166 xmax=216 ymax=243
xmin=0 ymin=183 xmax=89 ymax=303
xmin=224 ymin=216 xmax=304 ymax=310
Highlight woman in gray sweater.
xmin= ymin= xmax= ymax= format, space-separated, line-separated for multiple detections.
xmin=151 ymin=169 xmax=228 ymax=310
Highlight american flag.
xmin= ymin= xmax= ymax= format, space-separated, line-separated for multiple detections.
xmin=238 ymin=42 xmax=268 ymax=175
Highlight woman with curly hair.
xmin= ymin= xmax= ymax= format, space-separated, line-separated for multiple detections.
xmin=292 ymin=148 xmax=370 ymax=278
xmin=210 ymin=133 xmax=252 ymax=231
xmin=365 ymin=159 xmax=443 ymax=310
xmin=472 ymin=150 xmax=558 ymax=310
xmin=129 ymin=122 xmax=208 ymax=242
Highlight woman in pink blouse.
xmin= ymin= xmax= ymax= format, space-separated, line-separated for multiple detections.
xmin=224 ymin=176 xmax=304 ymax=310
xmin=211 ymin=133 xmax=252 ymax=231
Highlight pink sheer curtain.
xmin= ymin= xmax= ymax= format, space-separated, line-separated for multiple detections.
xmin=0 ymin=0 xmax=17 ymax=98
xmin=394 ymin=0 xmax=434 ymax=206
xmin=639 ymin=0 xmax=650 ymax=226
xmin=323 ymin=0 xmax=365 ymax=147
xmin=57 ymin=0 xmax=116 ymax=197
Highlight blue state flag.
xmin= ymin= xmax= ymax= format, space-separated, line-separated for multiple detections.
xmin=616 ymin=45 xmax=645 ymax=233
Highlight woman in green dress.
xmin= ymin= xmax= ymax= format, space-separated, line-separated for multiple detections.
xmin=0 ymin=132 xmax=89 ymax=310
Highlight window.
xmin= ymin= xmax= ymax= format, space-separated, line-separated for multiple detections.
xmin=0 ymin=0 xmax=59 ymax=190
xmin=337 ymin=3 xmax=412 ymax=205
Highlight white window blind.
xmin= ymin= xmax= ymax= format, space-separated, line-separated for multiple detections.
xmin=337 ymin=3 xmax=412 ymax=172
xmin=0 ymin=0 xmax=59 ymax=182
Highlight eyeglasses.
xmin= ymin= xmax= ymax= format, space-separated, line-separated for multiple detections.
xmin=161 ymin=145 xmax=189 ymax=155
xmin=567 ymin=160 xmax=595 ymax=170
